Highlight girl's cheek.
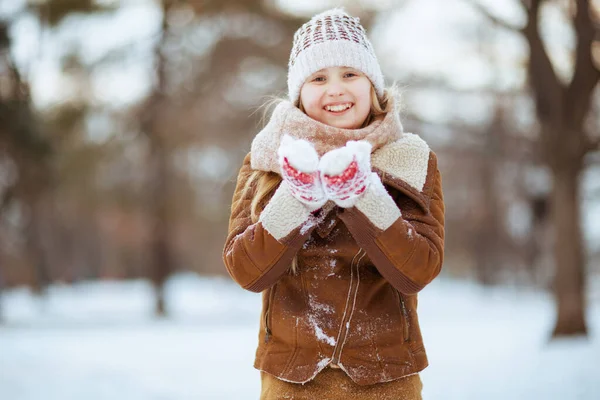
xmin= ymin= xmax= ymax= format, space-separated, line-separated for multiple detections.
xmin=354 ymin=79 xmax=372 ymax=98
xmin=300 ymin=86 xmax=319 ymax=106
xmin=306 ymin=94 xmax=325 ymax=112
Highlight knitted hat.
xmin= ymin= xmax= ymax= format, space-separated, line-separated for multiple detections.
xmin=287 ymin=8 xmax=385 ymax=105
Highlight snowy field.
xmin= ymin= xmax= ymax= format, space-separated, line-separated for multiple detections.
xmin=0 ymin=273 xmax=599 ymax=400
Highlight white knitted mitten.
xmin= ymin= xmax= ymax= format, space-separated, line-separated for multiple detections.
xmin=277 ymin=135 xmax=327 ymax=211
xmin=319 ymin=141 xmax=373 ymax=208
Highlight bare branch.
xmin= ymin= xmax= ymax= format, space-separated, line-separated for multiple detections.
xmin=463 ymin=0 xmax=524 ymax=32
xmin=566 ymin=0 xmax=600 ymax=126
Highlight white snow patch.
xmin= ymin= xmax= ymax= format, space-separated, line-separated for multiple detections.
xmin=277 ymin=135 xmax=319 ymax=173
xmin=316 ymin=357 xmax=331 ymax=369
xmin=300 ymin=204 xmax=333 ymax=235
xmin=0 ymin=274 xmax=599 ymax=399
xmin=319 ymin=145 xmax=355 ymax=176
xmin=307 ymin=314 xmax=336 ymax=346
xmin=308 ymin=294 xmax=334 ymax=314
xmin=300 ymin=219 xmax=315 ymax=235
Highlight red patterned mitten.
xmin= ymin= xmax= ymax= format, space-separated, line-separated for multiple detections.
xmin=319 ymin=141 xmax=373 ymax=208
xmin=277 ymin=135 xmax=327 ymax=211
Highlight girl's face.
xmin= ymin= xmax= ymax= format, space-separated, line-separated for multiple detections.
xmin=299 ymin=66 xmax=372 ymax=129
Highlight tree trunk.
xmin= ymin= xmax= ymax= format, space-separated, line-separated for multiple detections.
xmin=25 ymin=199 xmax=51 ymax=295
xmin=521 ymin=0 xmax=595 ymax=338
xmin=149 ymin=140 xmax=170 ymax=317
xmin=474 ymin=107 xmax=506 ymax=285
xmin=550 ymin=166 xmax=587 ymax=336
xmin=474 ymin=161 xmax=502 ymax=285
xmin=144 ymin=0 xmax=173 ymax=317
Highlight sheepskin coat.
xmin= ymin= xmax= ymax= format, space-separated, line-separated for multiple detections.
xmin=223 ymin=102 xmax=445 ymax=386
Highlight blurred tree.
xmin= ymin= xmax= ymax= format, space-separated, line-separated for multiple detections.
xmin=134 ymin=0 xmax=316 ymax=315
xmin=141 ymin=0 xmax=174 ymax=317
xmin=0 ymin=19 xmax=53 ymax=294
xmin=0 ymin=0 xmax=119 ymax=293
xmin=29 ymin=0 xmax=116 ymax=27
xmin=472 ymin=105 xmax=513 ymax=284
xmin=469 ymin=0 xmax=599 ymax=337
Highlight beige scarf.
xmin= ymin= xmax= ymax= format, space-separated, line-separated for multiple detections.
xmin=250 ymin=99 xmax=404 ymax=174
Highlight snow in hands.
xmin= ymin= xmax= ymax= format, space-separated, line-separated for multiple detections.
xmin=277 ymin=135 xmax=327 ymax=211
xmin=319 ymin=141 xmax=372 ymax=208
xmin=277 ymin=136 xmax=373 ymax=210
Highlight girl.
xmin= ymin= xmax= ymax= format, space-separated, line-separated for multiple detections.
xmin=223 ymin=8 xmax=445 ymax=400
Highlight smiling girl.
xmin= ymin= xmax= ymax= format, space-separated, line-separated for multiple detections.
xmin=223 ymin=8 xmax=445 ymax=400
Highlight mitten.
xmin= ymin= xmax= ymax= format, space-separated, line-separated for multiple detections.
xmin=319 ymin=141 xmax=373 ymax=208
xmin=277 ymin=135 xmax=327 ymax=211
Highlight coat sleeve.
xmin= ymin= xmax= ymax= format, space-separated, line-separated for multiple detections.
xmin=338 ymin=151 xmax=445 ymax=294
xmin=222 ymin=153 xmax=318 ymax=292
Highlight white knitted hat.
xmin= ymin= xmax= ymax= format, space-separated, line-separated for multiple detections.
xmin=287 ymin=8 xmax=385 ymax=105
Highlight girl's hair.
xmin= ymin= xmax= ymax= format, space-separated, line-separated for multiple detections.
xmin=244 ymin=84 xmax=400 ymax=274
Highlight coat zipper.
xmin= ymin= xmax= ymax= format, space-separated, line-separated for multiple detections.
xmin=397 ymin=290 xmax=410 ymax=342
xmin=331 ymin=248 xmax=365 ymax=366
xmin=264 ymin=284 xmax=277 ymax=343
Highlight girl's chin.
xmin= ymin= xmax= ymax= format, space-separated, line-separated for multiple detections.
xmin=316 ymin=113 xmax=351 ymax=126
xmin=328 ymin=121 xmax=361 ymax=129
xmin=322 ymin=116 xmax=361 ymax=129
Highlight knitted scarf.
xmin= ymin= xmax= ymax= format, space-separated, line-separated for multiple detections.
xmin=250 ymin=99 xmax=404 ymax=174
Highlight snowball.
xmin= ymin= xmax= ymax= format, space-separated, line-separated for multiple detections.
xmin=277 ymin=134 xmax=319 ymax=172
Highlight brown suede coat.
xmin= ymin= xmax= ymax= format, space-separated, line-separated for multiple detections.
xmin=223 ymin=136 xmax=445 ymax=386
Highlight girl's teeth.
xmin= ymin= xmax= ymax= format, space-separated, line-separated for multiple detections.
xmin=326 ymin=104 xmax=352 ymax=112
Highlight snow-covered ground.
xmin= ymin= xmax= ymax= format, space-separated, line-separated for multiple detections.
xmin=0 ymin=273 xmax=598 ymax=400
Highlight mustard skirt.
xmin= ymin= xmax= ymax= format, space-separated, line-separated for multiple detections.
xmin=260 ymin=366 xmax=423 ymax=400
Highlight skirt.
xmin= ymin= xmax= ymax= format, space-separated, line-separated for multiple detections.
xmin=260 ymin=366 xmax=423 ymax=400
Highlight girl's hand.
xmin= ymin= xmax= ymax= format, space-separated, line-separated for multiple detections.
xmin=319 ymin=141 xmax=372 ymax=208
xmin=277 ymin=135 xmax=327 ymax=211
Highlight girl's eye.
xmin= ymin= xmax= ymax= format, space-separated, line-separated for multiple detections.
xmin=313 ymin=76 xmax=325 ymax=82
xmin=344 ymin=72 xmax=357 ymax=78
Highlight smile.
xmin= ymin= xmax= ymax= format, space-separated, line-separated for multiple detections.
xmin=324 ymin=103 xmax=353 ymax=114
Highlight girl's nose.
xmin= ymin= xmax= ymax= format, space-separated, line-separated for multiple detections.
xmin=326 ymin=83 xmax=345 ymax=97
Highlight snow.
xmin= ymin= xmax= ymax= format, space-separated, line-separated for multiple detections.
xmin=308 ymin=313 xmax=336 ymax=346
xmin=308 ymin=293 xmax=334 ymax=314
xmin=1 ymin=273 xmax=599 ymax=399
xmin=316 ymin=357 xmax=331 ymax=369
xmin=278 ymin=135 xmax=320 ymax=173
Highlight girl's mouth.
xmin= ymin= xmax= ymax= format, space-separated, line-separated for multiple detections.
xmin=324 ymin=103 xmax=353 ymax=115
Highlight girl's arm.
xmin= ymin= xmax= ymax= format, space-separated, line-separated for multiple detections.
xmin=338 ymin=152 xmax=445 ymax=295
xmin=222 ymin=153 xmax=317 ymax=292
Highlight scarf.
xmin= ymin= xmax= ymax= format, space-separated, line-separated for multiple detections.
xmin=250 ymin=99 xmax=404 ymax=174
